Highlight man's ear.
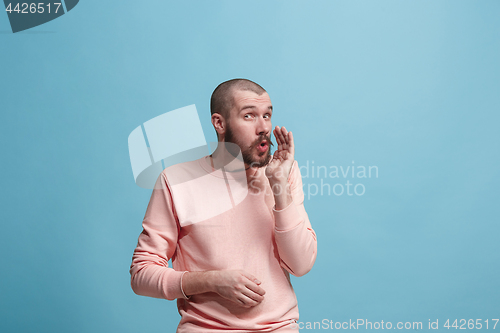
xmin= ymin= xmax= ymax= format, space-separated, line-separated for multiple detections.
xmin=211 ymin=113 xmax=226 ymax=139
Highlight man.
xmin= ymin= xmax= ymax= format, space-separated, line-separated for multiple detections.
xmin=130 ymin=79 xmax=317 ymax=332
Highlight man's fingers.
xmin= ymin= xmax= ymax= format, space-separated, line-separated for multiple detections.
xmin=288 ymin=131 xmax=294 ymax=155
xmin=279 ymin=127 xmax=287 ymax=145
xmin=245 ymin=281 xmax=266 ymax=296
xmin=281 ymin=126 xmax=288 ymax=138
xmin=241 ymin=289 xmax=265 ymax=304
xmin=237 ymin=295 xmax=261 ymax=308
xmin=281 ymin=127 xmax=292 ymax=148
xmin=240 ymin=271 xmax=261 ymax=284
xmin=240 ymin=271 xmax=266 ymax=296
xmin=275 ymin=126 xmax=287 ymax=148
xmin=235 ymin=282 xmax=265 ymax=307
xmin=274 ymin=126 xmax=293 ymax=152
xmin=214 ymin=270 xmax=266 ymax=308
xmin=273 ymin=126 xmax=283 ymax=147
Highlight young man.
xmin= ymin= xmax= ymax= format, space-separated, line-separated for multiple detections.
xmin=130 ymin=79 xmax=317 ymax=332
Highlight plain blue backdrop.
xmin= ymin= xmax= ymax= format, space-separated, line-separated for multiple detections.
xmin=1 ymin=1 xmax=499 ymax=332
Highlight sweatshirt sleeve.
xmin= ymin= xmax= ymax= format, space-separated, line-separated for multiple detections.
xmin=273 ymin=160 xmax=318 ymax=277
xmin=129 ymin=172 xmax=187 ymax=300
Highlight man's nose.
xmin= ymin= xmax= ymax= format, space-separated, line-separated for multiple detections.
xmin=256 ymin=117 xmax=270 ymax=135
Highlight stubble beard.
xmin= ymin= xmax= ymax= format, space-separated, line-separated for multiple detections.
xmin=224 ymin=124 xmax=273 ymax=168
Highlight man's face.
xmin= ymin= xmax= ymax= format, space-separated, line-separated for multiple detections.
xmin=224 ymin=89 xmax=273 ymax=168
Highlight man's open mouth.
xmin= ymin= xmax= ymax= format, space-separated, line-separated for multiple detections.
xmin=256 ymin=141 xmax=268 ymax=152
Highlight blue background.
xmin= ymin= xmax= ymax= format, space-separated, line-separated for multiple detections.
xmin=1 ymin=0 xmax=499 ymax=331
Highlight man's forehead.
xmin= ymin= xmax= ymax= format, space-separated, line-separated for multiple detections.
xmin=232 ymin=89 xmax=272 ymax=109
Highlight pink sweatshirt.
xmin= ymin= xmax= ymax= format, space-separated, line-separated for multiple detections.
xmin=130 ymin=156 xmax=317 ymax=332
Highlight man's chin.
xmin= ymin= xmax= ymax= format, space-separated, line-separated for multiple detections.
xmin=246 ymin=153 xmax=272 ymax=168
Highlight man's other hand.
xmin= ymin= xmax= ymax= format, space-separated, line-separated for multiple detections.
xmin=210 ymin=270 xmax=266 ymax=308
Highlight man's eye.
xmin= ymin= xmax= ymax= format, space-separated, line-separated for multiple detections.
xmin=264 ymin=114 xmax=271 ymax=119
xmin=244 ymin=114 xmax=252 ymax=119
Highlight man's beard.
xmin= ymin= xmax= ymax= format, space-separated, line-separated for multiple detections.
xmin=225 ymin=125 xmax=273 ymax=168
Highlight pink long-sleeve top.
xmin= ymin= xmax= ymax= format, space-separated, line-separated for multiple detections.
xmin=130 ymin=156 xmax=317 ymax=332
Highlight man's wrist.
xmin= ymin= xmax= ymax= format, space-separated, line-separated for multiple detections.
xmin=183 ymin=271 xmax=217 ymax=296
xmin=270 ymin=180 xmax=293 ymax=210
xmin=204 ymin=271 xmax=218 ymax=293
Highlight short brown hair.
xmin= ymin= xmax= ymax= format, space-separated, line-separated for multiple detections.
xmin=210 ymin=79 xmax=267 ymax=120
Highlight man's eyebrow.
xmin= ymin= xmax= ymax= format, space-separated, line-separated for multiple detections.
xmin=240 ymin=105 xmax=273 ymax=111
xmin=240 ymin=105 xmax=257 ymax=111
xmin=239 ymin=105 xmax=273 ymax=112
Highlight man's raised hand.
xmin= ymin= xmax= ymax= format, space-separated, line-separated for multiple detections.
xmin=265 ymin=126 xmax=295 ymax=186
